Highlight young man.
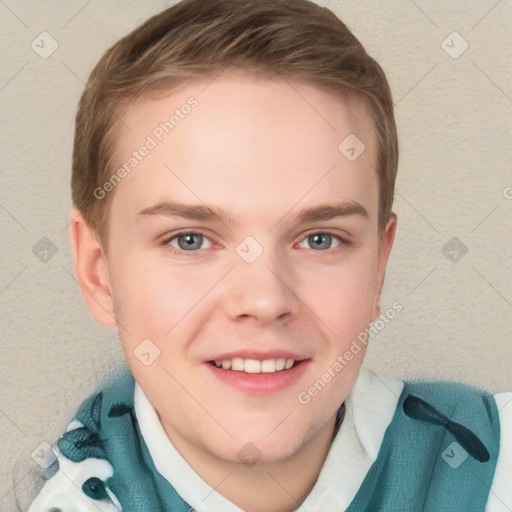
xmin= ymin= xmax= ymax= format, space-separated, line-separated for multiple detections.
xmin=27 ymin=0 xmax=511 ymax=510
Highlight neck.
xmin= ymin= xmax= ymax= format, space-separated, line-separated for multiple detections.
xmin=163 ymin=414 xmax=338 ymax=512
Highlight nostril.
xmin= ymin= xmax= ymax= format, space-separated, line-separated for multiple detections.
xmin=48 ymin=508 xmax=63 ymax=512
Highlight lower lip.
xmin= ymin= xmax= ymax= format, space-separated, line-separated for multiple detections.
xmin=205 ymin=360 xmax=310 ymax=395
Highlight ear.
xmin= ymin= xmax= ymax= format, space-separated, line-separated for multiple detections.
xmin=371 ymin=213 xmax=397 ymax=321
xmin=68 ymin=208 xmax=117 ymax=327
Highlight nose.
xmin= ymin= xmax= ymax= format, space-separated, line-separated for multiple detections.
xmin=222 ymin=248 xmax=300 ymax=325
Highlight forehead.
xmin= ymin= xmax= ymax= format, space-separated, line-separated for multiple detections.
xmin=109 ymin=74 xmax=379 ymax=226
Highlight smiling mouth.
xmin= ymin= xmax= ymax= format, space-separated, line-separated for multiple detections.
xmin=208 ymin=357 xmax=304 ymax=374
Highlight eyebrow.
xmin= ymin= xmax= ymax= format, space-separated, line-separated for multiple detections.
xmin=135 ymin=200 xmax=369 ymax=225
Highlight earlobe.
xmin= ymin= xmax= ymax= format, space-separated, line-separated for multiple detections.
xmin=68 ymin=208 xmax=117 ymax=328
xmin=370 ymin=213 xmax=397 ymax=322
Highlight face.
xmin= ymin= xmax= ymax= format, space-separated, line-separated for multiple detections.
xmin=86 ymin=73 xmax=395 ymax=464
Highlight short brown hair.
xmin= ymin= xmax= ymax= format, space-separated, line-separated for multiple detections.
xmin=71 ymin=0 xmax=398 ymax=252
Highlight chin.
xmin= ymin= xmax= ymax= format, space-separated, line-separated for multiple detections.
xmin=209 ymin=424 xmax=311 ymax=466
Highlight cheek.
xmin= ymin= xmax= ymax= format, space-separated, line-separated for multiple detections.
xmin=109 ymin=255 xmax=220 ymax=345
xmin=108 ymin=257 xmax=180 ymax=337
xmin=301 ymin=254 xmax=378 ymax=338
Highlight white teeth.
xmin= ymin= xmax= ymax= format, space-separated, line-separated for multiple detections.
xmin=261 ymin=359 xmax=276 ymax=373
xmin=212 ymin=357 xmax=300 ymax=373
xmin=244 ymin=359 xmax=261 ymax=373
xmin=232 ymin=357 xmax=244 ymax=371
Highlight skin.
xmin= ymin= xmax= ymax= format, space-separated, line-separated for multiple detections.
xmin=70 ymin=72 xmax=396 ymax=512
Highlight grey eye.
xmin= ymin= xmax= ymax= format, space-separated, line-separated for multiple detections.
xmin=308 ymin=233 xmax=333 ymax=250
xmin=177 ymin=233 xmax=203 ymax=250
xmin=297 ymin=232 xmax=344 ymax=251
xmin=166 ymin=232 xmax=213 ymax=251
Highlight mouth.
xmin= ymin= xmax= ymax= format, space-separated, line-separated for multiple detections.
xmin=205 ymin=355 xmax=310 ymax=395
xmin=208 ymin=357 xmax=303 ymax=374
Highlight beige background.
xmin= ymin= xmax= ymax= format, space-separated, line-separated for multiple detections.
xmin=1 ymin=0 xmax=511 ymax=509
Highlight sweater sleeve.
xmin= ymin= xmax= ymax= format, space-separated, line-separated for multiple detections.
xmin=27 ymin=420 xmax=123 ymax=512
xmin=485 ymin=392 xmax=512 ymax=512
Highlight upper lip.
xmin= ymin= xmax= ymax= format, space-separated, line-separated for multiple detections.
xmin=204 ymin=350 xmax=310 ymax=362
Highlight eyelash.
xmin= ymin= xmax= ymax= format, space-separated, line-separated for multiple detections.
xmin=159 ymin=230 xmax=350 ymax=255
